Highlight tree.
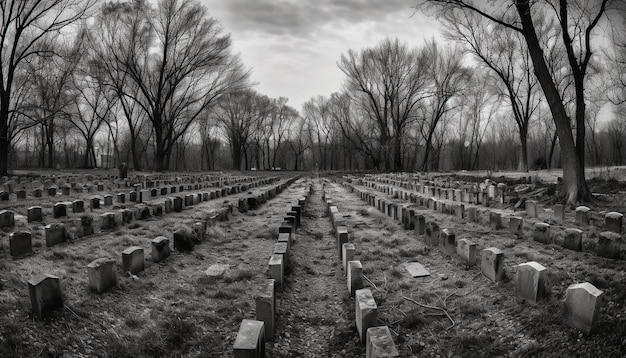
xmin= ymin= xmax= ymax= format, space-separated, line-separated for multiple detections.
xmin=441 ymin=10 xmax=542 ymax=171
xmin=91 ymin=0 xmax=249 ymax=171
xmin=423 ymin=0 xmax=616 ymax=204
xmin=0 ymin=0 xmax=95 ymax=175
xmin=338 ymin=37 xmax=431 ymax=170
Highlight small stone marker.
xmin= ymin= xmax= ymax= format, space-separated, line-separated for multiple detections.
xmin=366 ymin=326 xmax=399 ymax=358
xmin=342 ymin=243 xmax=355 ymax=272
xmin=45 ymin=223 xmax=66 ymax=247
xmin=336 ymin=226 xmax=348 ymax=259
xmin=563 ymin=228 xmax=583 ymax=251
xmin=604 ymin=212 xmax=623 ymax=233
xmin=575 ymin=206 xmax=590 ymax=225
xmin=526 ymin=200 xmax=538 ymax=218
xmin=255 ymin=279 xmax=276 ymax=342
xmin=456 ymin=238 xmax=476 ymax=266
xmin=233 ymin=319 xmax=265 ymax=358
xmin=28 ymin=273 xmax=63 ymax=319
xmin=268 ymin=255 xmax=284 ymax=293
xmin=122 ymin=246 xmax=145 ymax=274
xmin=205 ymin=264 xmax=229 ymax=282
xmin=596 ymin=231 xmax=621 ymax=259
xmin=10 ymin=231 xmax=33 ymax=257
xmin=515 ymin=261 xmax=547 ymax=303
xmin=564 ymin=282 xmax=603 ymax=334
xmin=355 ymin=288 xmax=378 ymax=343
xmin=403 ymin=262 xmax=430 ymax=278
xmin=27 ymin=206 xmax=43 ymax=222
xmin=533 ymin=222 xmax=551 ymax=244
xmin=481 ymin=248 xmax=504 ymax=282
xmin=441 ymin=229 xmax=456 ymax=255
xmin=151 ymin=236 xmax=171 ymax=262
xmin=348 ymin=260 xmax=363 ymax=297
xmin=88 ymin=258 xmax=117 ymax=293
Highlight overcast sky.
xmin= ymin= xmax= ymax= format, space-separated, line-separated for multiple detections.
xmin=200 ymin=0 xmax=441 ymax=112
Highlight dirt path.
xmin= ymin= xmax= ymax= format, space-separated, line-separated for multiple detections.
xmin=268 ymin=180 xmax=362 ymax=357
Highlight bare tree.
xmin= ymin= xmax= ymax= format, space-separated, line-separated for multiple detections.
xmin=338 ymin=37 xmax=431 ymax=170
xmin=91 ymin=0 xmax=249 ymax=171
xmin=423 ymin=0 xmax=617 ymax=204
xmin=0 ymin=0 xmax=95 ymax=175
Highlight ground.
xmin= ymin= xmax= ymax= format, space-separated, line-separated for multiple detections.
xmin=0 ymin=169 xmax=625 ymax=357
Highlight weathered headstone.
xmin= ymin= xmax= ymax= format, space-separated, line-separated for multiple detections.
xmin=515 ymin=261 xmax=547 ymax=303
xmin=53 ymin=202 xmax=67 ymax=218
xmin=100 ymin=212 xmax=117 ymax=231
xmin=425 ymin=221 xmax=440 ymax=247
xmin=553 ymin=204 xmax=565 ymax=222
xmin=564 ymin=282 xmax=603 ymax=334
xmin=348 ymin=260 xmax=363 ymax=297
xmin=72 ymin=200 xmax=85 ymax=213
xmin=533 ymin=222 xmax=551 ymax=244
xmin=575 ymin=206 xmax=590 ymax=225
xmin=10 ymin=231 xmax=33 ymax=257
xmin=355 ymin=288 xmax=378 ymax=344
xmin=90 ymin=197 xmax=100 ymax=210
xmin=336 ymin=226 xmax=348 ymax=259
xmin=342 ymin=243 xmax=355 ymax=273
xmin=88 ymin=258 xmax=118 ymax=293
xmin=45 ymin=223 xmax=66 ymax=247
xmin=563 ymin=228 xmax=583 ymax=251
xmin=596 ymin=231 xmax=621 ymax=259
xmin=456 ymin=238 xmax=476 ymax=266
xmin=526 ymin=200 xmax=538 ymax=218
xmin=233 ymin=319 xmax=265 ymax=358
xmin=489 ymin=212 xmax=502 ymax=230
xmin=28 ymin=273 xmax=63 ymax=319
xmin=509 ymin=216 xmax=523 ymax=236
xmin=366 ymin=326 xmax=399 ymax=358
xmin=268 ymin=255 xmax=284 ymax=293
xmin=173 ymin=229 xmax=194 ymax=251
xmin=255 ymin=279 xmax=276 ymax=342
xmin=122 ymin=246 xmax=145 ymax=274
xmin=441 ymin=229 xmax=456 ymax=255
xmin=604 ymin=212 xmax=623 ymax=233
xmin=151 ymin=236 xmax=170 ymax=262
xmin=481 ymin=247 xmax=504 ymax=282
xmin=27 ymin=206 xmax=43 ymax=222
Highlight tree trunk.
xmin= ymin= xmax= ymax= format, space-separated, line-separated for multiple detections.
xmin=515 ymin=1 xmax=589 ymax=204
xmin=519 ymin=130 xmax=529 ymax=172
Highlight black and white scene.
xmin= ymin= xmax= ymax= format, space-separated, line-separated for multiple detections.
xmin=1 ymin=0 xmax=626 ymax=357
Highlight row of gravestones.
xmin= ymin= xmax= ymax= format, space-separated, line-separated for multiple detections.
xmin=344 ymin=180 xmax=604 ymax=335
xmin=24 ymin=179 xmax=298 ymax=321
xmin=0 ymin=173 xmax=272 ymax=203
xmin=233 ymin=180 xmax=311 ymax=357
xmin=1 ymin=178 xmax=289 ymax=260
xmin=320 ymin=182 xmax=400 ymax=357
xmin=357 ymin=176 xmax=625 ymax=260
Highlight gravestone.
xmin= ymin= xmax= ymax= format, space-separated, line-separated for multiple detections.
xmin=355 ymin=288 xmax=378 ymax=344
xmin=575 ymin=206 xmax=590 ymax=225
xmin=342 ymin=243 xmax=355 ymax=273
xmin=533 ymin=222 xmax=551 ymax=244
xmin=16 ymin=190 xmax=26 ymax=200
xmin=100 ymin=212 xmax=117 ymax=231
xmin=27 ymin=206 xmax=43 ymax=222
xmin=45 ymin=223 xmax=66 ymax=247
xmin=268 ymin=255 xmax=284 ymax=293
xmin=515 ymin=261 xmax=547 ymax=303
xmin=489 ymin=212 xmax=502 ymax=230
xmin=90 ymin=197 xmax=100 ymax=210
xmin=103 ymin=195 xmax=113 ymax=206
xmin=564 ymin=282 xmax=603 ymax=334
xmin=151 ymin=236 xmax=170 ymax=263
xmin=88 ymin=258 xmax=118 ymax=293
xmin=509 ymin=216 xmax=523 ymax=236
xmin=596 ymin=231 xmax=621 ymax=259
xmin=10 ymin=231 xmax=33 ymax=257
xmin=173 ymin=196 xmax=183 ymax=212
xmin=274 ymin=242 xmax=289 ymax=266
xmin=526 ymin=200 xmax=538 ymax=218
xmin=28 ymin=273 xmax=63 ymax=319
xmin=425 ymin=222 xmax=440 ymax=247
xmin=173 ymin=229 xmax=194 ymax=251
xmin=416 ymin=214 xmax=426 ymax=235
xmin=72 ymin=200 xmax=85 ymax=213
xmin=117 ymin=193 xmax=125 ymax=204
xmin=456 ymin=238 xmax=476 ymax=266
xmin=336 ymin=226 xmax=349 ymax=259
xmin=233 ymin=319 xmax=265 ymax=358
xmin=348 ymin=260 xmax=363 ymax=297
xmin=553 ymin=204 xmax=565 ymax=222
xmin=604 ymin=212 xmax=623 ymax=233
xmin=366 ymin=326 xmax=399 ymax=358
xmin=53 ymin=202 xmax=67 ymax=218
xmin=481 ymin=247 xmax=504 ymax=282
xmin=254 ymin=280 xmax=276 ymax=342
xmin=441 ymin=229 xmax=456 ymax=256
xmin=122 ymin=246 xmax=145 ymax=274
xmin=563 ymin=228 xmax=583 ymax=251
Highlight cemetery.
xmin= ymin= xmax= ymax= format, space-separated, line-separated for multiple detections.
xmin=0 ymin=169 xmax=624 ymax=357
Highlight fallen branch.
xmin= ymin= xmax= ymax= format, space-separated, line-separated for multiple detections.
xmin=403 ymin=296 xmax=455 ymax=331
xmin=363 ymin=274 xmax=378 ymax=290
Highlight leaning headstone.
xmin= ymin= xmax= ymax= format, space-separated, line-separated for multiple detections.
xmin=575 ymin=206 xmax=590 ymax=225
xmin=533 ymin=222 xmax=551 ymax=244
xmin=45 ymin=223 xmax=66 ymax=247
xmin=151 ymin=236 xmax=170 ymax=262
xmin=122 ymin=246 xmax=145 ymax=274
xmin=254 ymin=279 xmax=276 ymax=342
xmin=563 ymin=228 xmax=583 ymax=251
xmin=268 ymin=255 xmax=284 ymax=293
xmin=233 ymin=319 xmax=265 ymax=358
xmin=27 ymin=206 xmax=43 ymax=222
xmin=28 ymin=273 xmax=63 ymax=319
xmin=515 ymin=261 xmax=547 ymax=303
xmin=481 ymin=247 xmax=504 ymax=282
xmin=564 ymin=282 xmax=603 ymax=334
xmin=87 ymin=258 xmax=118 ymax=293
xmin=456 ymin=238 xmax=477 ymax=266
xmin=347 ymin=260 xmax=363 ymax=297
xmin=355 ymin=288 xmax=378 ymax=344
xmin=596 ymin=231 xmax=621 ymax=259
xmin=10 ymin=231 xmax=33 ymax=257
xmin=604 ymin=212 xmax=623 ymax=233
xmin=366 ymin=326 xmax=399 ymax=358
